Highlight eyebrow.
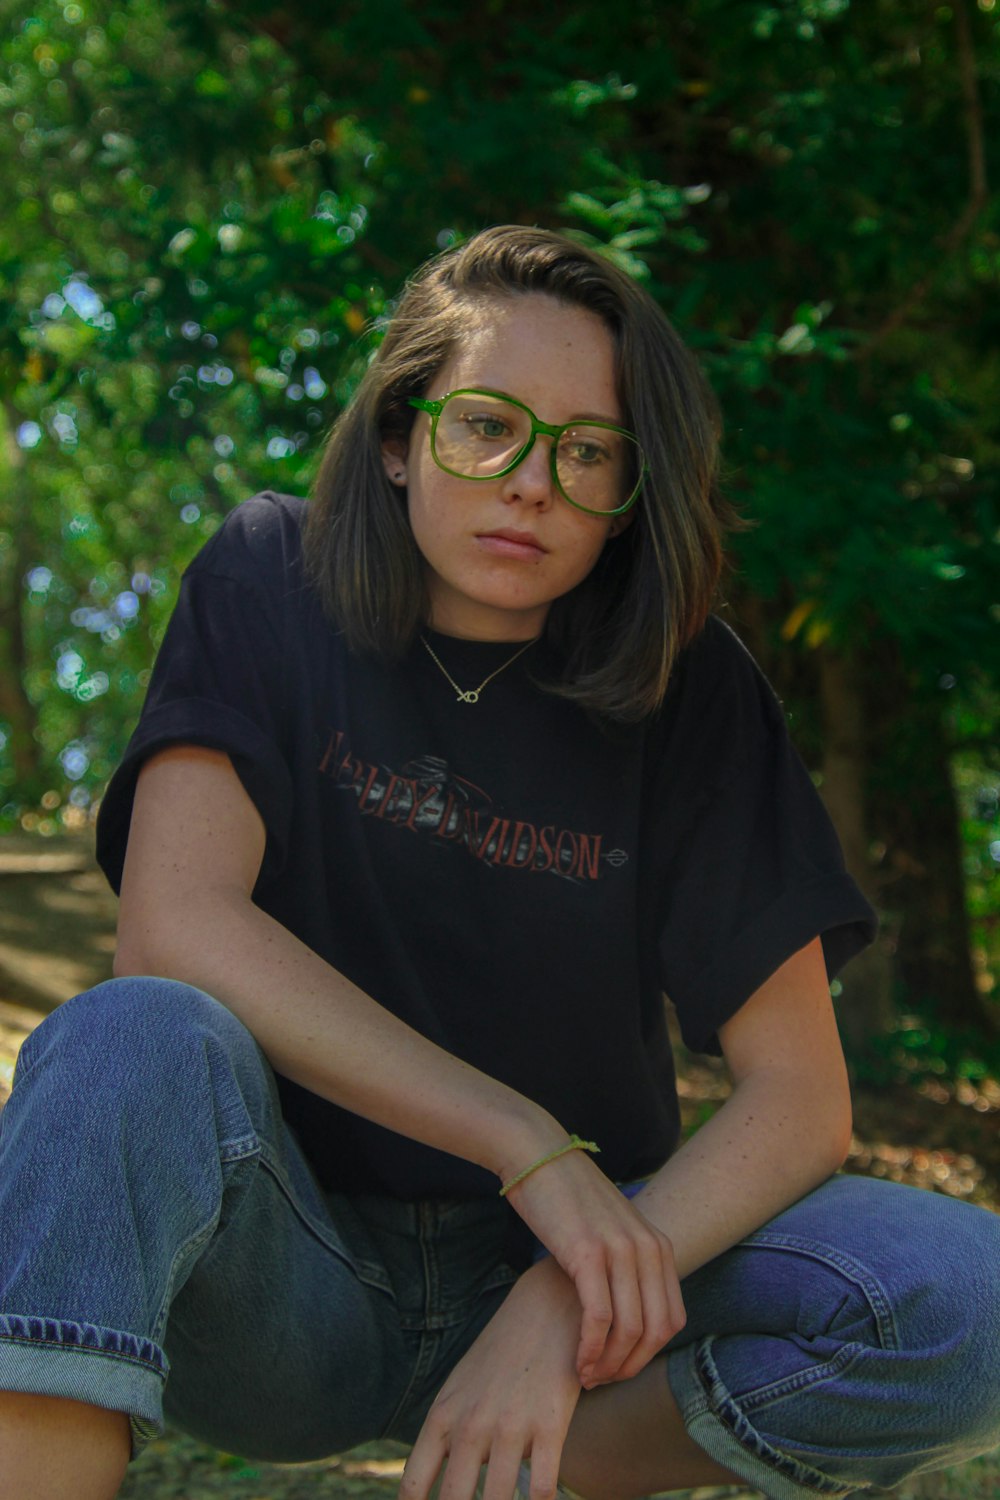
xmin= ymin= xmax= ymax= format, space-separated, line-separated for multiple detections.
xmin=464 ymin=385 xmax=625 ymax=427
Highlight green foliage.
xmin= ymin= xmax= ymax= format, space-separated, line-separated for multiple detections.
xmin=849 ymin=1004 xmax=1000 ymax=1098
xmin=1 ymin=0 xmax=998 ymax=1016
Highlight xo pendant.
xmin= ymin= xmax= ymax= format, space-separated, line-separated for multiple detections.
xmin=419 ymin=633 xmax=538 ymax=706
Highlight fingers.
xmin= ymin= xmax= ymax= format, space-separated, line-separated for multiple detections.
xmin=572 ymin=1256 xmax=614 ymax=1385
xmin=441 ymin=1447 xmax=493 ymax=1500
xmin=574 ymin=1226 xmax=686 ymax=1388
xmin=610 ymin=1231 xmax=685 ymax=1384
xmin=598 ymin=1240 xmax=664 ymax=1385
xmin=402 ymin=1416 xmax=562 ymax=1500
xmin=521 ymin=1438 xmax=563 ymax=1500
xmin=479 ymin=1440 xmax=523 ymax=1500
xmin=401 ymin=1423 xmax=487 ymax=1500
xmin=578 ymin=1247 xmax=642 ymax=1386
xmin=503 ymin=1152 xmax=685 ymax=1389
xmin=399 ymin=1421 xmax=448 ymax=1500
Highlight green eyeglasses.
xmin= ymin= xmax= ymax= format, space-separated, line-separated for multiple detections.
xmin=408 ymin=388 xmax=647 ymax=517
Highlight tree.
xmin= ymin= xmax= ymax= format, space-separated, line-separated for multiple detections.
xmin=1 ymin=0 xmax=997 ymax=1041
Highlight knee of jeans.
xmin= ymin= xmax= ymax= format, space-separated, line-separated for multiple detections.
xmin=18 ymin=977 xmax=264 ymax=1111
xmin=893 ymin=1206 xmax=1000 ymax=1455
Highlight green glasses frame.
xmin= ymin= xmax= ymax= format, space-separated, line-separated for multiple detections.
xmin=408 ymin=389 xmax=647 ymax=517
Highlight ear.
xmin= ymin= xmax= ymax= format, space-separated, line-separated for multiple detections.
xmin=606 ymin=510 xmax=635 ymax=539
xmin=381 ymin=437 xmax=409 ymax=487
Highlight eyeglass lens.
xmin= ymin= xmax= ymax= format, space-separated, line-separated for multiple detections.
xmin=432 ymin=392 xmax=641 ymax=513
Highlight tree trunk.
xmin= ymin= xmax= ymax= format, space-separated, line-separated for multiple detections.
xmin=717 ymin=591 xmax=983 ymax=1039
xmin=816 ymin=649 xmax=895 ymax=1049
xmin=861 ymin=645 xmax=985 ymax=1032
xmin=0 ymin=401 xmax=43 ymax=798
xmin=0 ymin=636 xmax=40 ymax=793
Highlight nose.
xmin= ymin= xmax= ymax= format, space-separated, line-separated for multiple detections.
xmin=499 ymin=438 xmax=555 ymax=507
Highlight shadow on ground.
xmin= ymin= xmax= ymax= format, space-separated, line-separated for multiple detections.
xmin=0 ymin=832 xmax=117 ymax=1102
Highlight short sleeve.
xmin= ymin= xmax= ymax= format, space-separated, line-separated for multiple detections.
xmin=652 ymin=619 xmax=877 ymax=1055
xmin=96 ymin=495 xmax=298 ymax=893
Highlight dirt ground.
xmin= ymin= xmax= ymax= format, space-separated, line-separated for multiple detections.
xmin=0 ymin=832 xmax=119 ymax=1104
xmin=1 ymin=832 xmax=998 ymax=1499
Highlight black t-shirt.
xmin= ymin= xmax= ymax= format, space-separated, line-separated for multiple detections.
xmin=96 ymin=491 xmax=876 ymax=1200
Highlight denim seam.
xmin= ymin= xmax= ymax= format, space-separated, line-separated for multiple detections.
xmin=692 ymin=1338 xmax=853 ymax=1496
xmin=394 ymin=1297 xmax=497 ymax=1334
xmin=378 ymin=1206 xmax=451 ymax=1437
xmin=729 ymin=1339 xmax=867 ymax=1413
xmin=151 ymin=1140 xmax=268 ymax=1342
xmin=380 ymin=1327 xmax=444 ymax=1442
xmin=737 ymin=1230 xmax=900 ymax=1352
xmin=256 ymin=1152 xmax=395 ymax=1299
xmin=0 ymin=1338 xmax=162 ymax=1374
xmin=219 ymin=1133 xmax=259 ymax=1164
xmin=0 ymin=1319 xmax=167 ymax=1376
xmin=151 ymin=1215 xmax=221 ymax=1346
xmin=420 ymin=1202 xmax=440 ymax=1320
xmin=479 ymin=1265 xmax=518 ymax=1296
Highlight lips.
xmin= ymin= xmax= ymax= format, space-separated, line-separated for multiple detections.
xmin=476 ymin=528 xmax=548 ymax=555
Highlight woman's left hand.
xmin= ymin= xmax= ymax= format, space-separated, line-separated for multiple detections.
xmin=399 ymin=1255 xmax=584 ymax=1500
xmin=500 ymin=1143 xmax=685 ymax=1388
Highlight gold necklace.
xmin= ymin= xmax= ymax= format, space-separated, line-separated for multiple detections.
xmin=419 ymin=635 xmax=537 ymax=704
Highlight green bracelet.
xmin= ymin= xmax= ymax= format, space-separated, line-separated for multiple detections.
xmin=498 ymin=1135 xmax=600 ymax=1198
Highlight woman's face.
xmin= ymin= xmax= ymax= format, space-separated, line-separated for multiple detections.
xmin=383 ymin=294 xmax=628 ymax=641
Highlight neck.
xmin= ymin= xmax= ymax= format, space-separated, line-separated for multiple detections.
xmin=424 ymin=595 xmax=549 ymax=644
xmin=425 ymin=625 xmax=540 ymax=644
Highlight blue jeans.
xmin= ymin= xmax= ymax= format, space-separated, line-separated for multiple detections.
xmin=0 ymin=979 xmax=998 ymax=1499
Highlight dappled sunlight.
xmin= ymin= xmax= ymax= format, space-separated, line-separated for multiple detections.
xmin=846 ymin=1139 xmax=987 ymax=1202
xmin=0 ymin=839 xmax=117 ymax=1016
xmin=916 ymin=1074 xmax=1000 ymax=1114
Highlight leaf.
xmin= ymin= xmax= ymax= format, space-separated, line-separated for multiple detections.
xmin=781 ymin=599 xmax=819 ymax=640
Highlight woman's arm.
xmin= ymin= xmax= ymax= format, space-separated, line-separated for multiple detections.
xmin=577 ymin=933 xmax=852 ymax=1385
xmin=400 ymin=937 xmax=853 ymax=1500
xmin=482 ymin=939 xmax=851 ymax=1384
xmin=115 ymin=743 xmax=684 ymax=1381
xmin=635 ymin=935 xmax=851 ymax=1267
xmin=116 ymin=745 xmax=555 ymax=1180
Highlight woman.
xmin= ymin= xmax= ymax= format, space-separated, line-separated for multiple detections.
xmin=1 ymin=226 xmax=998 ymax=1500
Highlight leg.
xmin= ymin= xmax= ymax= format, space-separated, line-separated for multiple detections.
xmin=0 ymin=978 xmax=408 ymax=1477
xmin=561 ymin=1357 xmax=742 ymax=1498
xmin=0 ymin=1393 xmax=130 ymax=1500
xmin=634 ymin=1176 xmax=1000 ymax=1499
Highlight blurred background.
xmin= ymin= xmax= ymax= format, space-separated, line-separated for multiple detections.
xmin=1 ymin=0 xmax=998 ymax=1075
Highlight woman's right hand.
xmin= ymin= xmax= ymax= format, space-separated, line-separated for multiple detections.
xmin=501 ymin=1144 xmax=685 ymax=1389
xmin=401 ymin=1255 xmax=584 ymax=1500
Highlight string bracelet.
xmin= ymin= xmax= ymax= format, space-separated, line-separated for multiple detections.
xmin=499 ymin=1135 xmax=600 ymax=1198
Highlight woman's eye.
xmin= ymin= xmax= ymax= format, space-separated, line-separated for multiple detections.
xmin=564 ymin=439 xmax=610 ymax=466
xmin=464 ymin=415 xmax=511 ymax=440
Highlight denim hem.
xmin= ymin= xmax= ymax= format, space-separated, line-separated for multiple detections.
xmin=0 ymin=1318 xmax=167 ymax=1461
xmin=667 ymin=1341 xmax=857 ymax=1500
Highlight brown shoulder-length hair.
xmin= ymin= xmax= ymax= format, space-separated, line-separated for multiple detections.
xmin=304 ymin=224 xmax=737 ymax=722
